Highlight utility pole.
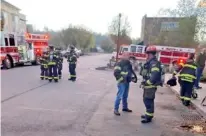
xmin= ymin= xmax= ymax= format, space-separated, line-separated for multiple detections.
xmin=115 ymin=13 xmax=122 ymax=62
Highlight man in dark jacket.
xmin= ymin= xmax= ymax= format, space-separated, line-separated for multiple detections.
xmin=113 ymin=56 xmax=137 ymax=116
xmin=195 ymin=49 xmax=206 ymax=89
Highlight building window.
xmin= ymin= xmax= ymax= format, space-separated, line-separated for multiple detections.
xmin=161 ymin=22 xmax=179 ymax=31
xmin=2 ymin=11 xmax=8 ymax=33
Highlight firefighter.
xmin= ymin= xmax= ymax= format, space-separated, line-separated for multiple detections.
xmin=113 ymin=56 xmax=137 ymax=116
xmin=55 ymin=47 xmax=63 ymax=79
xmin=67 ymin=45 xmax=77 ymax=81
xmin=173 ymin=53 xmax=197 ymax=106
xmin=40 ymin=51 xmax=49 ymax=80
xmin=48 ymin=45 xmax=59 ymax=82
xmin=140 ymin=45 xmax=162 ymax=123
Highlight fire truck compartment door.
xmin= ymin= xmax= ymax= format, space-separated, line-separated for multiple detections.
xmin=27 ymin=43 xmax=35 ymax=61
xmin=18 ymin=45 xmax=28 ymax=61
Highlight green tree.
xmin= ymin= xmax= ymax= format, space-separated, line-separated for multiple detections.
xmin=100 ymin=37 xmax=115 ymax=52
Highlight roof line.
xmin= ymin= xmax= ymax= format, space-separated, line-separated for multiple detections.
xmin=2 ymin=0 xmax=20 ymax=10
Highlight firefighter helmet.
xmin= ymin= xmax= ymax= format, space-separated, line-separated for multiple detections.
xmin=49 ymin=45 xmax=54 ymax=50
xmin=70 ymin=45 xmax=75 ymax=50
xmin=145 ymin=45 xmax=157 ymax=54
xmin=55 ymin=47 xmax=61 ymax=51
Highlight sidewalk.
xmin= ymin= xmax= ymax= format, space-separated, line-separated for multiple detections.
xmin=165 ymin=74 xmax=206 ymax=116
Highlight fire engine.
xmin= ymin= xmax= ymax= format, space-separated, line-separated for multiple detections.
xmin=116 ymin=44 xmax=196 ymax=65
xmin=0 ymin=32 xmax=49 ymax=69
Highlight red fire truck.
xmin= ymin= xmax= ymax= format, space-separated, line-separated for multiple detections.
xmin=116 ymin=44 xmax=196 ymax=65
xmin=0 ymin=32 xmax=49 ymax=69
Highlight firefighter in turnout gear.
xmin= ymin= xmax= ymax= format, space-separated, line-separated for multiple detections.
xmin=173 ymin=53 xmax=197 ymax=106
xmin=48 ymin=45 xmax=59 ymax=82
xmin=113 ymin=56 xmax=137 ymax=116
xmin=40 ymin=51 xmax=49 ymax=80
xmin=140 ymin=45 xmax=162 ymax=123
xmin=67 ymin=45 xmax=77 ymax=81
xmin=55 ymin=47 xmax=63 ymax=79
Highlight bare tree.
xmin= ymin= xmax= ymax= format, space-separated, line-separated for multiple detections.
xmin=108 ymin=14 xmax=132 ymax=45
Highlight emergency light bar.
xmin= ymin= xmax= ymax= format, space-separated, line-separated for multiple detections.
xmin=155 ymin=45 xmax=195 ymax=53
xmin=25 ymin=33 xmax=49 ymax=41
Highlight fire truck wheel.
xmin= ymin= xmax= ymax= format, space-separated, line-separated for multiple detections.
xmin=3 ymin=57 xmax=12 ymax=69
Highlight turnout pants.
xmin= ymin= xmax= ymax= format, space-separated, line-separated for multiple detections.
xmin=143 ymin=88 xmax=157 ymax=119
xmin=48 ymin=65 xmax=58 ymax=81
xmin=69 ymin=64 xmax=76 ymax=81
xmin=58 ymin=63 xmax=63 ymax=78
xmin=180 ymin=80 xmax=193 ymax=106
xmin=114 ymin=82 xmax=130 ymax=111
xmin=40 ymin=65 xmax=48 ymax=79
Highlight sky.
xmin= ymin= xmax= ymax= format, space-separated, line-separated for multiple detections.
xmin=7 ymin=0 xmax=179 ymax=38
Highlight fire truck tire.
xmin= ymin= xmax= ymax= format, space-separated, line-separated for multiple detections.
xmin=3 ymin=56 xmax=13 ymax=69
xmin=32 ymin=57 xmax=40 ymax=65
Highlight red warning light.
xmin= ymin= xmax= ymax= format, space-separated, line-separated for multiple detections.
xmin=44 ymin=34 xmax=49 ymax=39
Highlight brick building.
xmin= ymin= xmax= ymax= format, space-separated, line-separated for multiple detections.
xmin=140 ymin=15 xmax=197 ymax=47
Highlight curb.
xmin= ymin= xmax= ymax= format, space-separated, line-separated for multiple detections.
xmin=165 ymin=84 xmax=206 ymax=118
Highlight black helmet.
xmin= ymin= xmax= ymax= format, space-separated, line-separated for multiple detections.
xmin=49 ymin=45 xmax=54 ymax=50
xmin=55 ymin=47 xmax=61 ymax=51
xmin=70 ymin=45 xmax=75 ymax=50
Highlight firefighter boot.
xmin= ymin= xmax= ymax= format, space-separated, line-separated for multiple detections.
xmin=41 ymin=77 xmax=44 ymax=80
xmin=114 ymin=110 xmax=120 ymax=116
xmin=141 ymin=115 xmax=146 ymax=119
xmin=141 ymin=118 xmax=152 ymax=124
xmin=54 ymin=79 xmax=58 ymax=82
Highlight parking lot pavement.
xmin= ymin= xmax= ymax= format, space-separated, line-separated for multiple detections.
xmin=1 ymin=54 xmax=206 ymax=136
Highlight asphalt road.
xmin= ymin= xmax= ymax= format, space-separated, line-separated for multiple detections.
xmin=1 ymin=54 xmax=206 ymax=136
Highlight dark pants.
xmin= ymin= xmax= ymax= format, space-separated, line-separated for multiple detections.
xmin=143 ymin=98 xmax=154 ymax=119
xmin=195 ymin=67 xmax=204 ymax=88
xmin=114 ymin=82 xmax=130 ymax=111
xmin=180 ymin=81 xmax=193 ymax=105
xmin=69 ymin=64 xmax=76 ymax=80
xmin=40 ymin=65 xmax=48 ymax=79
xmin=143 ymin=88 xmax=156 ymax=119
xmin=48 ymin=65 xmax=58 ymax=81
xmin=58 ymin=63 xmax=63 ymax=78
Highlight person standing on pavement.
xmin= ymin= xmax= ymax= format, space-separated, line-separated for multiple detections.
xmin=113 ymin=56 xmax=137 ymax=116
xmin=67 ymin=45 xmax=77 ymax=82
xmin=55 ymin=47 xmax=64 ymax=79
xmin=173 ymin=53 xmax=197 ymax=106
xmin=194 ymin=49 xmax=206 ymax=89
xmin=140 ymin=46 xmax=162 ymax=123
xmin=48 ymin=45 xmax=59 ymax=82
xmin=40 ymin=51 xmax=49 ymax=80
